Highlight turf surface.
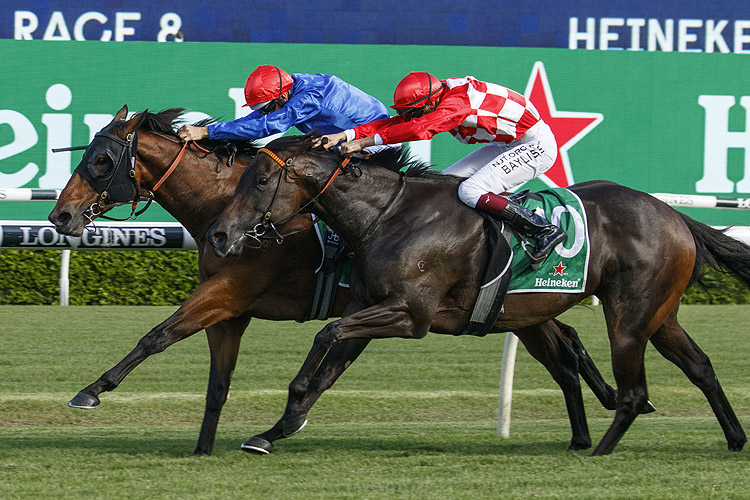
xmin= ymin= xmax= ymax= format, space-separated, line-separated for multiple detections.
xmin=1 ymin=305 xmax=748 ymax=499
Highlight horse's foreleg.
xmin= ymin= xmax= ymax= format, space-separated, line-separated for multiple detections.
xmin=515 ymin=323 xmax=591 ymax=450
xmin=289 ymin=298 xmax=419 ymax=401
xmin=242 ymin=298 xmax=423 ymax=454
xmin=193 ymin=314 xmax=250 ymax=456
xmin=68 ymin=277 xmax=249 ymax=411
xmin=242 ymin=338 xmax=372 ymax=454
xmin=649 ymin=311 xmax=746 ymax=451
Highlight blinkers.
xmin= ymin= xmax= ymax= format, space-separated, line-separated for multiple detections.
xmin=75 ymin=122 xmax=140 ymax=205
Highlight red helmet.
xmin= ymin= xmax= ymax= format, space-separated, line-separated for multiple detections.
xmin=243 ymin=65 xmax=294 ymax=109
xmin=391 ymin=72 xmax=444 ymax=110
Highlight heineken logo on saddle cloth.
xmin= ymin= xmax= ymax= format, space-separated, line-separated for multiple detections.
xmin=508 ymin=188 xmax=590 ymax=293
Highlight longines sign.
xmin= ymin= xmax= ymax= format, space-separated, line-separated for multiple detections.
xmin=0 ymin=222 xmax=196 ymax=250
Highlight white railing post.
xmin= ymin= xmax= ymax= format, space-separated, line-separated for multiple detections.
xmin=59 ymin=249 xmax=70 ymax=306
xmin=497 ymin=332 xmax=519 ymax=438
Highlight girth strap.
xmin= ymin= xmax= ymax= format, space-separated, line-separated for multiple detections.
xmin=308 ymin=226 xmax=347 ymax=321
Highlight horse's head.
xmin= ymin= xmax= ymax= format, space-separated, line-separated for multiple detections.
xmin=208 ymin=134 xmax=336 ymax=257
xmin=49 ymin=105 xmax=149 ymax=236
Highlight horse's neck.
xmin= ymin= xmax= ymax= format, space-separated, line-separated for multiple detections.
xmin=318 ymin=167 xmax=431 ymax=247
xmin=139 ymin=135 xmax=244 ymax=238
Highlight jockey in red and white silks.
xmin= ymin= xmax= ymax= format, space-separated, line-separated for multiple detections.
xmin=314 ymin=72 xmax=565 ymax=263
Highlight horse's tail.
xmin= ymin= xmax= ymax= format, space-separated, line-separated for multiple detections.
xmin=678 ymin=212 xmax=750 ymax=288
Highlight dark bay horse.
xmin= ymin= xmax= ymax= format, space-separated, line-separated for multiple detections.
xmin=48 ymin=107 xmax=617 ymax=455
xmin=209 ymin=133 xmax=750 ymax=456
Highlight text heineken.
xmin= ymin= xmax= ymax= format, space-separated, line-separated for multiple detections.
xmin=534 ymin=277 xmax=581 ymax=288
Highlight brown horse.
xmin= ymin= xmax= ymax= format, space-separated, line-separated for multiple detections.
xmin=47 ymin=107 xmax=619 ymax=455
xmin=208 ymin=133 xmax=750 ymax=456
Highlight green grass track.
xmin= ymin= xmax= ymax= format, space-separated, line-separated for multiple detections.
xmin=1 ymin=305 xmax=748 ymax=499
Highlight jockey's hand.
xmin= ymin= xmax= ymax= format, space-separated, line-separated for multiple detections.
xmin=313 ymin=132 xmax=347 ymax=150
xmin=177 ymin=125 xmax=208 ymax=142
xmin=340 ymin=139 xmax=366 ymax=155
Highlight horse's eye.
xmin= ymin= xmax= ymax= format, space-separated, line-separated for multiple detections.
xmin=258 ymin=176 xmax=269 ymax=187
xmin=91 ymin=154 xmax=112 ymax=176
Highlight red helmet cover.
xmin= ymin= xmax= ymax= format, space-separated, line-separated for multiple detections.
xmin=243 ymin=65 xmax=294 ymax=108
xmin=391 ymin=72 xmax=443 ymax=110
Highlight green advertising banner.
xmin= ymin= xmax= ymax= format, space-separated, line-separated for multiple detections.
xmin=1 ymin=39 xmax=749 ymax=226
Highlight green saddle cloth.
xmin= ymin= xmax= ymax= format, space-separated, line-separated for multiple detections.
xmin=313 ymin=186 xmax=590 ymax=294
xmin=508 ymin=188 xmax=590 ymax=294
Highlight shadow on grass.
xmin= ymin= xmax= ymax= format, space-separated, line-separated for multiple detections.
xmin=0 ymin=433 xmax=572 ymax=458
xmin=3 ymin=422 xmax=748 ymax=461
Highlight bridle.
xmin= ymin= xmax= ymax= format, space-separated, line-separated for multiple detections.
xmin=244 ymin=147 xmax=406 ymax=253
xmin=61 ymin=127 xmax=215 ymax=226
xmin=82 ymin=129 xmax=150 ymax=223
xmin=243 ymin=147 xmax=358 ymax=248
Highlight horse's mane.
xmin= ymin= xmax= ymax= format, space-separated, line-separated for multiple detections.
xmin=367 ymin=147 xmax=447 ymax=179
xmin=134 ymin=108 xmax=263 ymax=158
xmin=136 ymin=108 xmax=188 ymax=137
xmin=264 ymin=131 xmax=318 ymax=152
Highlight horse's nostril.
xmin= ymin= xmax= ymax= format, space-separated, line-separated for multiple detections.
xmin=59 ymin=212 xmax=72 ymax=225
xmin=50 ymin=211 xmax=72 ymax=226
xmin=211 ymin=231 xmax=227 ymax=246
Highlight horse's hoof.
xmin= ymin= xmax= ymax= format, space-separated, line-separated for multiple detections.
xmin=192 ymin=447 xmax=212 ymax=456
xmin=68 ymin=391 xmax=100 ymax=409
xmin=241 ymin=436 xmax=274 ymax=455
xmin=728 ymin=437 xmax=746 ymax=452
xmin=568 ymin=439 xmax=592 ymax=451
xmin=641 ymin=400 xmax=657 ymax=414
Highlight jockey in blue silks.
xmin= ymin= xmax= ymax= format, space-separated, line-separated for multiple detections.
xmin=177 ymin=65 xmax=393 ymax=152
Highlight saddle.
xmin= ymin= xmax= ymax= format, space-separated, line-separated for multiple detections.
xmin=461 ymin=214 xmax=514 ymax=336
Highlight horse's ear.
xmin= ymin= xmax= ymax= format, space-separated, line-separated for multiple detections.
xmin=112 ymin=105 xmax=129 ymax=122
xmin=121 ymin=108 xmax=149 ymax=134
xmin=134 ymin=108 xmax=149 ymax=130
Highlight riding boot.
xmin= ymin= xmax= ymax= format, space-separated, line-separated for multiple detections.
xmin=475 ymin=192 xmax=566 ymax=263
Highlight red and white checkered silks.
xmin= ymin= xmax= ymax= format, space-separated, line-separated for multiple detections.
xmin=444 ymin=76 xmax=541 ymax=144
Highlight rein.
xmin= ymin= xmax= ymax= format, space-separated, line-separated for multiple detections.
xmin=151 ymin=139 xmax=210 ymax=192
xmin=352 ymin=171 xmax=407 ymax=253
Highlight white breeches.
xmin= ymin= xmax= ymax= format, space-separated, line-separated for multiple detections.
xmin=441 ymin=121 xmax=557 ymax=207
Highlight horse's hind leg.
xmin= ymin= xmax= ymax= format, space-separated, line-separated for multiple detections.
xmin=553 ymin=319 xmax=618 ymax=411
xmin=591 ymin=299 xmax=659 ymax=456
xmin=554 ymin=319 xmax=657 ymax=414
xmin=193 ymin=314 xmax=251 ymax=456
xmin=515 ymin=323 xmax=591 ymax=450
xmin=649 ymin=308 xmax=746 ymax=451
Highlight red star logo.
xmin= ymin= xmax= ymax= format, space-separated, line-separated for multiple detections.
xmin=524 ymin=62 xmax=603 ymax=188
xmin=553 ymin=261 xmax=566 ymax=276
